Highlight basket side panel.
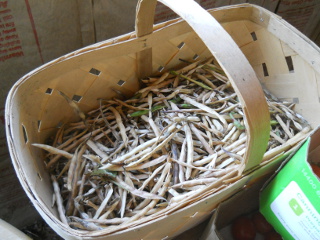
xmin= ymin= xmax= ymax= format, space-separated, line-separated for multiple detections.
xmin=236 ymin=20 xmax=320 ymax=128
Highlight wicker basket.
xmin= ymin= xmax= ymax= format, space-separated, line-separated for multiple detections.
xmin=5 ymin=0 xmax=320 ymax=239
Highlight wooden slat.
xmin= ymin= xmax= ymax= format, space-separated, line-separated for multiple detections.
xmin=255 ymin=27 xmax=289 ymax=76
xmin=222 ymin=21 xmax=253 ymax=47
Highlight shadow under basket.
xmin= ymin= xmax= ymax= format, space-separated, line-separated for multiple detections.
xmin=5 ymin=1 xmax=320 ymax=239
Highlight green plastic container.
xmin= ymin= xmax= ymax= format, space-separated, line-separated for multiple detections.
xmin=260 ymin=128 xmax=320 ymax=240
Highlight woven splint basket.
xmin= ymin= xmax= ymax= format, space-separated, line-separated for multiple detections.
xmin=5 ymin=1 xmax=320 ymax=239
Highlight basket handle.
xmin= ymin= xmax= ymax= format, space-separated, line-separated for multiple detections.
xmin=135 ymin=0 xmax=270 ymax=172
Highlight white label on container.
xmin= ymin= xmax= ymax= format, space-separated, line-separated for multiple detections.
xmin=270 ymin=181 xmax=320 ymax=240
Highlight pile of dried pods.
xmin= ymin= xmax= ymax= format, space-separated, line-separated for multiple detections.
xmin=33 ymin=58 xmax=311 ymax=231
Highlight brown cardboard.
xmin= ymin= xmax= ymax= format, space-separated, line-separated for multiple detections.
xmin=0 ymin=0 xmax=91 ymax=156
xmin=92 ymin=0 xmax=139 ymax=42
xmin=308 ymin=127 xmax=320 ymax=164
xmin=200 ymin=0 xmax=248 ymax=10
xmin=316 ymin=33 xmax=320 ymax=47
xmin=0 ymin=157 xmax=40 ymax=228
xmin=0 ymin=0 xmax=92 ymax=228
xmin=276 ymin=0 xmax=320 ymax=39
xmin=199 ymin=0 xmax=279 ymax=12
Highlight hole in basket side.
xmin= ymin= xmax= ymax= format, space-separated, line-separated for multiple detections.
xmin=22 ymin=124 xmax=28 ymax=143
xmin=179 ymin=58 xmax=191 ymax=64
xmin=285 ymin=56 xmax=294 ymax=72
xmin=38 ymin=120 xmax=41 ymax=132
xmin=37 ymin=172 xmax=42 ymax=181
xmin=158 ymin=66 xmax=164 ymax=72
xmin=193 ymin=54 xmax=199 ymax=60
xmin=89 ymin=68 xmax=101 ymax=76
xmin=177 ymin=42 xmax=185 ymax=49
xmin=250 ymin=32 xmax=257 ymax=41
xmin=262 ymin=63 xmax=269 ymax=77
xmin=72 ymin=95 xmax=82 ymax=102
xmin=117 ymin=80 xmax=126 ymax=86
xmin=56 ymin=121 xmax=63 ymax=128
xmin=45 ymin=88 xmax=53 ymax=95
xmin=293 ymin=97 xmax=299 ymax=103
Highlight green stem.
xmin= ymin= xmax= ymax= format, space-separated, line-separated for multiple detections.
xmin=129 ymin=105 xmax=166 ymax=117
xmin=229 ymin=112 xmax=245 ymax=130
xmin=170 ymin=71 xmax=213 ymax=90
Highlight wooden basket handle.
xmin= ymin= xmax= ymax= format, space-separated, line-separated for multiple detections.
xmin=135 ymin=0 xmax=270 ymax=172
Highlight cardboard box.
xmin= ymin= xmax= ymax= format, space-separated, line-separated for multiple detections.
xmin=260 ymin=127 xmax=320 ymax=240
xmin=0 ymin=0 xmax=94 ymax=227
